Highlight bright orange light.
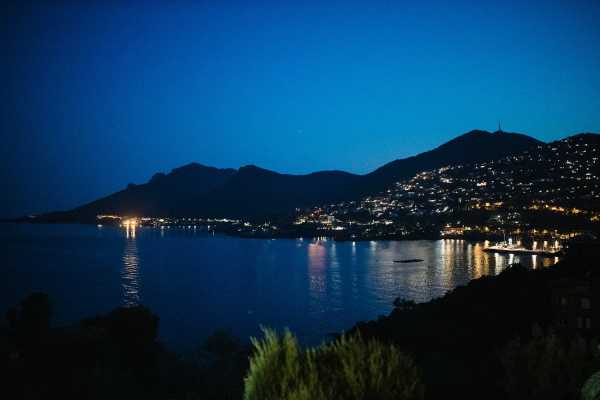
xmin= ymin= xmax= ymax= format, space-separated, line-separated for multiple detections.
xmin=122 ymin=218 xmax=138 ymax=228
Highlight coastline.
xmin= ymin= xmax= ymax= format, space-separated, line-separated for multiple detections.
xmin=2 ymin=218 xmax=499 ymax=243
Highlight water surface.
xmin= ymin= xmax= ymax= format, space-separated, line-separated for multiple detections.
xmin=0 ymin=223 xmax=557 ymax=349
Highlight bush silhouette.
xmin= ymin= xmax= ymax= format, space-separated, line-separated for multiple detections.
xmin=582 ymin=370 xmax=600 ymax=400
xmin=244 ymin=328 xmax=423 ymax=400
xmin=500 ymin=329 xmax=600 ymax=400
xmin=6 ymin=292 xmax=51 ymax=348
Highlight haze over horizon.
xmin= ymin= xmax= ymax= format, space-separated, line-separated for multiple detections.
xmin=2 ymin=0 xmax=600 ymax=217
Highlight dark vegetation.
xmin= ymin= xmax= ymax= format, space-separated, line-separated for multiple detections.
xmin=1 ymin=295 xmax=250 ymax=399
xmin=33 ymin=130 xmax=541 ymax=222
xmin=244 ymin=329 xmax=423 ymax=400
xmin=2 ymin=244 xmax=599 ymax=399
xmin=351 ymin=244 xmax=600 ymax=399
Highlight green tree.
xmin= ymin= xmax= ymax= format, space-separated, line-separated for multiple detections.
xmin=582 ymin=370 xmax=600 ymax=400
xmin=244 ymin=328 xmax=423 ymax=400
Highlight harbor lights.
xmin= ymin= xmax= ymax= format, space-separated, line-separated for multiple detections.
xmin=122 ymin=218 xmax=138 ymax=228
xmin=122 ymin=218 xmax=138 ymax=239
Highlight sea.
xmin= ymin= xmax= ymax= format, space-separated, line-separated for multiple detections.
xmin=0 ymin=223 xmax=557 ymax=350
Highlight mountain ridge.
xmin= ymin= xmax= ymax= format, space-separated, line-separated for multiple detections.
xmin=363 ymin=130 xmax=544 ymax=191
xmin=32 ymin=129 xmax=553 ymax=222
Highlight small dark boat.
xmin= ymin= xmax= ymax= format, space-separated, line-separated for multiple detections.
xmin=393 ymin=259 xmax=424 ymax=263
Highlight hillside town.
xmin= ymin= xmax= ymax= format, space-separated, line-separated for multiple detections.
xmin=97 ymin=134 xmax=600 ymax=244
xmin=288 ymin=134 xmax=600 ymax=240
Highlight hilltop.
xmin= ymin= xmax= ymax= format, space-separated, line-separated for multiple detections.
xmin=291 ymin=133 xmax=600 ymax=240
xmin=32 ymin=130 xmax=542 ymax=223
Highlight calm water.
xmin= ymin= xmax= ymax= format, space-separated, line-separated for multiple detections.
xmin=0 ymin=223 xmax=558 ymax=350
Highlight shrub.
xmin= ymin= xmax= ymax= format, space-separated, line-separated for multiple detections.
xmin=244 ymin=328 xmax=423 ymax=400
xmin=582 ymin=370 xmax=600 ymax=400
xmin=6 ymin=292 xmax=52 ymax=351
xmin=500 ymin=330 xmax=600 ymax=400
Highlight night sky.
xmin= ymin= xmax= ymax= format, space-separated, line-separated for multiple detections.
xmin=1 ymin=0 xmax=599 ymax=218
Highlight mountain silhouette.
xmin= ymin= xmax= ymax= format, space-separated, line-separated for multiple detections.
xmin=36 ymin=130 xmax=543 ymax=222
xmin=361 ymin=130 xmax=543 ymax=193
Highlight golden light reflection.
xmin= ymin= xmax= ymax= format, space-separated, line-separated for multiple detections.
xmin=364 ymin=241 xmax=408 ymax=303
xmin=472 ymin=243 xmax=485 ymax=278
xmin=300 ymin=239 xmax=562 ymax=319
xmin=122 ymin=218 xmax=138 ymax=239
xmin=122 ymin=230 xmax=140 ymax=307
xmin=494 ymin=252 xmax=502 ymax=273
xmin=438 ymin=239 xmax=455 ymax=289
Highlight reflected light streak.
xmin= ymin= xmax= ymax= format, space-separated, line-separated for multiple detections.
xmin=307 ymin=243 xmax=327 ymax=307
xmin=121 ymin=232 xmax=140 ymax=307
xmin=472 ymin=243 xmax=484 ymax=278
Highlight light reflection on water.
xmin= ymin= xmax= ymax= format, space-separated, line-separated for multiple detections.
xmin=0 ymin=224 xmax=562 ymax=349
xmin=306 ymin=238 xmax=559 ymax=307
xmin=121 ymin=225 xmax=140 ymax=307
xmin=307 ymin=242 xmax=327 ymax=314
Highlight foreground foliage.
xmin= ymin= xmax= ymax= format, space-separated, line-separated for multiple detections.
xmin=582 ymin=370 xmax=600 ymax=400
xmin=1 ymin=293 xmax=249 ymax=400
xmin=244 ymin=328 xmax=423 ymax=400
xmin=500 ymin=328 xmax=600 ymax=400
xmin=353 ymin=254 xmax=600 ymax=399
xmin=4 ymin=245 xmax=599 ymax=399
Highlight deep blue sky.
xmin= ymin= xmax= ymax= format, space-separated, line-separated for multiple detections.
xmin=1 ymin=0 xmax=600 ymax=217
